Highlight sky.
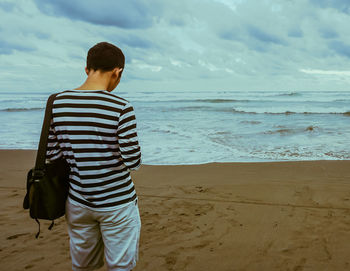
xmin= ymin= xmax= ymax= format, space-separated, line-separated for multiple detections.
xmin=1 ymin=0 xmax=350 ymax=92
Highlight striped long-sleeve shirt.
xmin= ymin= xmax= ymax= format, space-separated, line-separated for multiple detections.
xmin=45 ymin=89 xmax=141 ymax=211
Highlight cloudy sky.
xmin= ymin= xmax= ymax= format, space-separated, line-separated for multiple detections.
xmin=1 ymin=0 xmax=350 ymax=92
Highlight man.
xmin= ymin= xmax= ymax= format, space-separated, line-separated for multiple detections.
xmin=45 ymin=42 xmax=142 ymax=271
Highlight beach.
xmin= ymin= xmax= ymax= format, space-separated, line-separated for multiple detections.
xmin=1 ymin=150 xmax=350 ymax=270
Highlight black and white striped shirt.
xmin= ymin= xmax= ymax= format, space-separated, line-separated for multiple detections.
xmin=45 ymin=89 xmax=141 ymax=210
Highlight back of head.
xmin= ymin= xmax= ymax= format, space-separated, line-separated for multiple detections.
xmin=87 ymin=42 xmax=125 ymax=74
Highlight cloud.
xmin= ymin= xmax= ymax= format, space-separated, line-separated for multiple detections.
xmin=0 ymin=39 xmax=35 ymax=55
xmin=310 ymin=0 xmax=350 ymax=13
xmin=328 ymin=40 xmax=350 ymax=58
xmin=218 ymin=28 xmax=241 ymax=41
xmin=2 ymin=0 xmax=350 ymax=92
xmin=288 ymin=28 xmax=303 ymax=38
xmin=300 ymin=68 xmax=350 ymax=76
xmin=131 ymin=59 xmax=162 ymax=72
xmin=168 ymin=17 xmax=186 ymax=27
xmin=247 ymin=25 xmax=286 ymax=46
xmin=0 ymin=1 xmax=15 ymax=12
xmin=33 ymin=0 xmax=163 ymax=29
xmin=319 ymin=28 xmax=338 ymax=39
xmin=118 ymin=34 xmax=154 ymax=49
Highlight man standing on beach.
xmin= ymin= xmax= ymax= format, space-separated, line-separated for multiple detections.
xmin=45 ymin=42 xmax=142 ymax=271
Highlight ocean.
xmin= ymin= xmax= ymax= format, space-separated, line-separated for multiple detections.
xmin=0 ymin=89 xmax=349 ymax=164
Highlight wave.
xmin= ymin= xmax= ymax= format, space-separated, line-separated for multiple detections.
xmin=148 ymin=98 xmax=250 ymax=103
xmin=324 ymin=151 xmax=350 ymax=159
xmin=3 ymin=104 xmax=350 ymax=116
xmin=240 ymin=120 xmax=262 ymax=125
xmin=193 ymin=98 xmax=250 ymax=103
xmin=231 ymin=109 xmax=350 ymax=115
xmin=175 ymin=106 xmax=213 ymax=111
xmin=334 ymin=99 xmax=350 ymax=102
xmin=143 ymin=97 xmax=349 ymax=104
xmin=0 ymin=107 xmax=44 ymax=112
xmin=173 ymin=106 xmax=350 ymax=115
xmin=275 ymin=92 xmax=301 ymax=97
xmin=263 ymin=126 xmax=319 ymax=135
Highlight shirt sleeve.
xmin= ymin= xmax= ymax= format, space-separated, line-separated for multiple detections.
xmin=45 ymin=117 xmax=63 ymax=163
xmin=117 ymin=102 xmax=142 ymax=171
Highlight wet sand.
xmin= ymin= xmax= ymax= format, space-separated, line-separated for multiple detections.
xmin=1 ymin=150 xmax=350 ymax=270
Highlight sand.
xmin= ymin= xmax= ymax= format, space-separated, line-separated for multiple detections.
xmin=1 ymin=150 xmax=350 ymax=270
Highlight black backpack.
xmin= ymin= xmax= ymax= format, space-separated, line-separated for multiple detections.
xmin=23 ymin=93 xmax=70 ymax=238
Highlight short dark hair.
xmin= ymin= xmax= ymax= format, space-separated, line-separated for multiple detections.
xmin=86 ymin=42 xmax=125 ymax=73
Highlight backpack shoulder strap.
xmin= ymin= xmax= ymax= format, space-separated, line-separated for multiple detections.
xmin=34 ymin=93 xmax=60 ymax=170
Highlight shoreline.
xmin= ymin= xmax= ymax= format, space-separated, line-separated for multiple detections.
xmin=0 ymin=148 xmax=348 ymax=166
xmin=1 ymin=150 xmax=350 ymax=270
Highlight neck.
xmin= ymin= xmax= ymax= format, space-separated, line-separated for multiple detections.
xmin=75 ymin=70 xmax=112 ymax=91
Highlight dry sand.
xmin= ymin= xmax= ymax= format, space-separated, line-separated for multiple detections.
xmin=1 ymin=150 xmax=350 ymax=271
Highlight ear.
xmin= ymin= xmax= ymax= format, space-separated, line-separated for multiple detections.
xmin=85 ymin=67 xmax=90 ymax=75
xmin=113 ymin=67 xmax=123 ymax=77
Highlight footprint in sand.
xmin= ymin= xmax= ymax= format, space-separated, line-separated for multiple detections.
xmin=193 ymin=240 xmax=211 ymax=249
xmin=195 ymin=186 xmax=209 ymax=193
xmin=226 ymin=205 xmax=236 ymax=212
xmin=31 ymin=256 xmax=45 ymax=262
xmin=294 ymin=185 xmax=317 ymax=205
xmin=293 ymin=257 xmax=307 ymax=271
xmin=163 ymin=250 xmax=181 ymax=270
xmin=6 ymin=233 xmax=29 ymax=240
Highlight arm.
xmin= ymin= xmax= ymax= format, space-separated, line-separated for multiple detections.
xmin=46 ymin=117 xmax=62 ymax=163
xmin=117 ymin=102 xmax=142 ymax=170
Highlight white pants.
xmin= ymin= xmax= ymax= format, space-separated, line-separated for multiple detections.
xmin=65 ymin=198 xmax=141 ymax=271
